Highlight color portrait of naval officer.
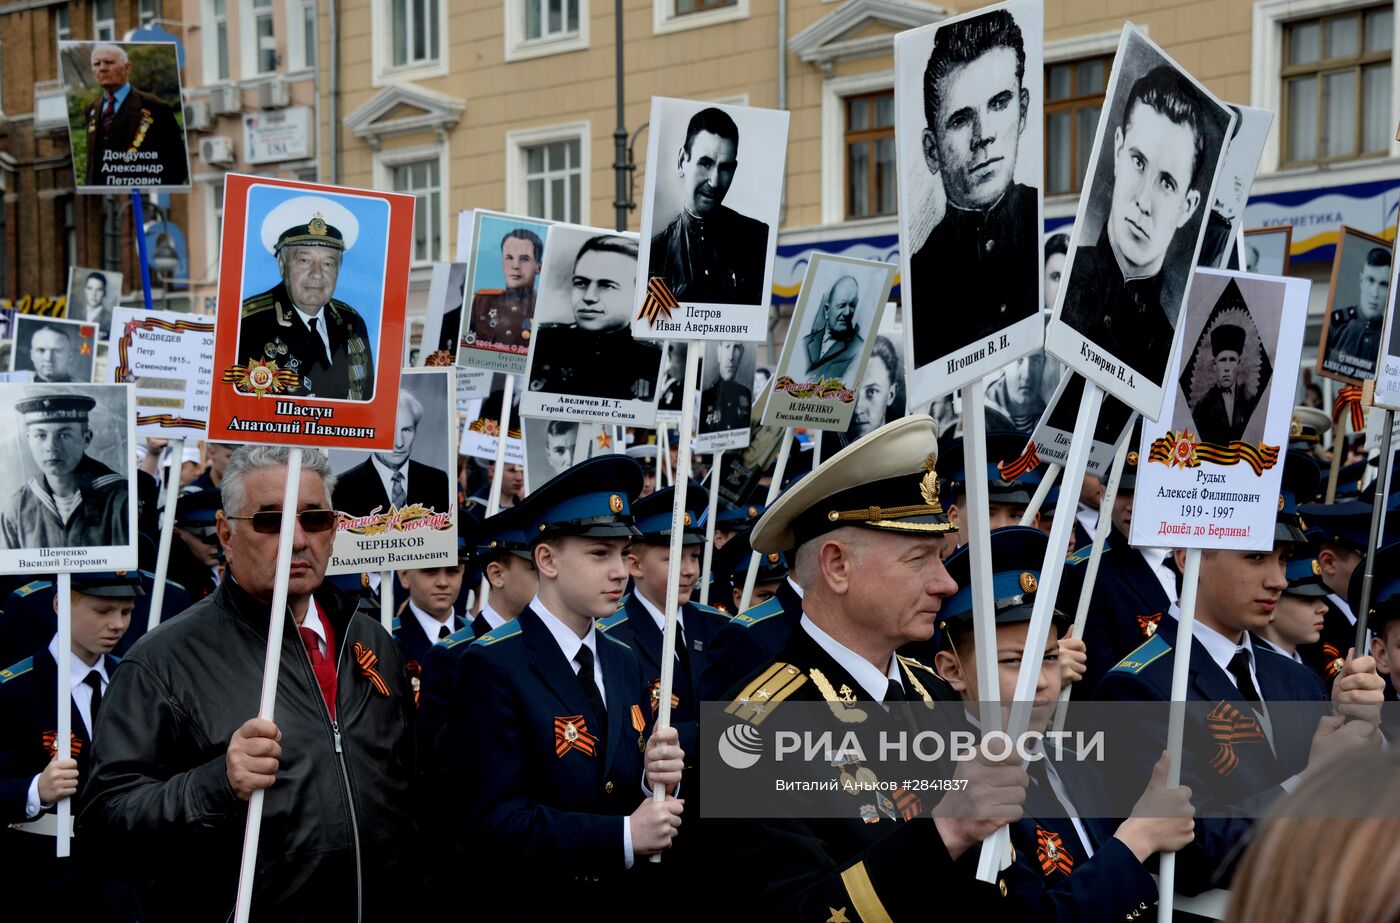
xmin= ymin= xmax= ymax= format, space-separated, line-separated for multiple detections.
xmin=238 ymin=201 xmax=375 ymax=401
xmin=908 ymin=8 xmax=1039 ymax=368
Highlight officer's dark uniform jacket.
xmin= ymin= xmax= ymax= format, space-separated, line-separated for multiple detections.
xmin=467 ymin=286 xmax=534 ymax=353
xmin=0 ymin=455 xmax=129 ymax=550
xmin=701 ymin=624 xmax=1000 ymax=921
xmin=1326 ymin=306 xmax=1383 ymax=377
xmin=649 ymin=205 xmax=770 ymax=305
xmin=908 ymin=183 xmax=1039 ymax=369
xmin=529 ymin=323 xmax=663 ymax=401
xmin=238 ymin=281 xmax=375 ymax=401
xmin=1058 ymin=228 xmax=1175 ymax=384
xmin=1091 ymin=616 xmax=1328 ymax=895
xmin=699 ymin=578 xmax=804 ymax=702
xmin=699 ymin=378 xmax=752 ymax=432
xmin=77 ymin=577 xmax=419 ymax=923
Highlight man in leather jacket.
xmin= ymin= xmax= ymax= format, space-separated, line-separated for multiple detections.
xmin=78 ymin=445 xmax=418 ymax=922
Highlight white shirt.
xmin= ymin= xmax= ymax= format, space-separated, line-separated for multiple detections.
xmin=371 ymin=455 xmax=411 ymax=507
xmin=294 ymin=305 xmax=333 ymax=360
xmin=1076 ymin=503 xmax=1099 ymax=541
xmin=1137 ymin=547 xmax=1178 ymax=608
xmin=528 ymin=596 xmax=633 ymax=866
xmin=800 ymin=614 xmax=903 ymax=702
xmin=634 ymin=589 xmax=687 ymax=653
xmin=25 ymin=639 xmax=110 ymax=818
xmin=408 ymin=599 xmax=454 ymax=643
xmin=477 ymin=603 xmax=506 ymax=632
xmin=1328 ymin=592 xmax=1357 ymax=627
xmin=787 ymin=577 xmax=804 ymax=599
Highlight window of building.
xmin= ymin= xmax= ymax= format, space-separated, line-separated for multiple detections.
xmin=525 ymin=0 xmax=579 ymax=41
xmin=1045 ymin=54 xmax=1110 ymax=196
xmin=253 ymin=0 xmax=277 ymax=74
xmin=55 ymin=6 xmax=71 ymax=41
xmin=653 ymin=0 xmax=748 ymax=36
xmin=206 ymin=0 xmax=230 ymax=82
xmin=392 ymin=0 xmax=441 ymax=68
xmin=93 ymin=0 xmax=117 ymax=40
xmin=287 ymin=0 xmax=317 ymax=70
xmin=1282 ymin=5 xmax=1393 ymax=165
xmin=525 ymin=139 xmax=583 ymax=223
xmin=844 ymin=90 xmax=895 ymax=219
xmin=390 ymin=158 xmax=442 ymax=262
xmin=676 ymin=0 xmax=735 ymax=13
xmin=301 ymin=0 xmax=317 ymax=68
xmin=139 ymin=0 xmax=158 ymax=27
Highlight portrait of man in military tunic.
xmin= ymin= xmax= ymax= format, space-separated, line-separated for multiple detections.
xmin=1319 ymin=229 xmax=1393 ymax=383
xmin=237 ymin=194 xmax=377 ymax=402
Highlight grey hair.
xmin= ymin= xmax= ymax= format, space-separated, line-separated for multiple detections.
xmin=221 ymin=445 xmax=337 ymax=523
xmin=398 ymin=389 xmax=424 ymax=427
xmin=793 ymin=525 xmax=867 ymax=588
xmin=90 ymin=43 xmax=129 ymax=65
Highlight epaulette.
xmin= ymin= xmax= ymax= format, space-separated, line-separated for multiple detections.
xmin=725 ymin=662 xmax=806 ymax=726
xmin=896 ymin=654 xmax=945 ymax=706
xmin=11 ymin=580 xmax=52 ymax=599
xmin=1110 ymin=633 xmax=1171 ymax=675
xmin=327 ymin=298 xmax=363 ymax=320
xmin=1065 ymin=539 xmax=1107 ymax=566
xmin=600 ymin=632 xmax=631 ymax=651
xmin=730 ymin=596 xmax=784 ymax=629
xmin=693 ymin=602 xmax=728 ymax=620
xmin=440 ymin=626 xmax=476 ymax=650
xmin=0 ymin=657 xmax=34 ymax=684
xmin=896 ymin=653 xmax=937 ymax=676
xmin=391 ymin=615 xmax=402 ymax=636
xmin=241 ymin=292 xmax=279 ymax=318
xmin=474 ymin=288 xmax=506 ymax=297
xmin=473 ymin=622 xmax=523 ymax=647
xmin=597 ymin=611 xmax=629 ymax=633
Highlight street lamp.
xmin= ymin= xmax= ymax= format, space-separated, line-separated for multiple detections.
xmin=149 ymin=231 xmax=179 ymax=311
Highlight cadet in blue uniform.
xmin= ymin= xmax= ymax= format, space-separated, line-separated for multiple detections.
xmin=167 ymin=487 xmax=222 ymax=602
xmin=0 ymin=571 xmax=143 ymax=912
xmin=933 ymin=528 xmax=1194 ymax=923
xmin=697 ymin=535 xmax=804 ymax=702
xmin=1253 ymin=550 xmax=1331 ymax=664
xmin=392 ymin=555 xmax=467 ymax=706
xmin=1092 ymin=453 xmax=1387 ymax=894
xmin=443 ymin=456 xmax=684 ymax=918
xmin=1297 ymin=499 xmax=1384 ymax=687
xmin=939 ymin=430 xmax=1046 ymax=538
xmin=710 ymin=526 xmax=791 ymax=615
xmin=700 ymin=416 xmax=1026 ymax=920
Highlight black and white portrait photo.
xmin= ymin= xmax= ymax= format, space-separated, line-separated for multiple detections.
xmin=1243 ymin=226 xmax=1291 ymax=276
xmin=1034 ymin=372 xmax=1136 ymax=475
xmin=633 ymin=97 xmax=788 ymax=342
xmin=1319 ymin=227 xmax=1393 ymax=383
xmin=1176 ymin=278 xmax=1277 ymax=446
xmin=522 ymin=418 xmax=605 ymax=492
xmin=421 ymin=260 xmax=468 ymax=364
xmin=1047 ymin=26 xmax=1234 ymax=417
xmin=697 ymin=340 xmax=757 ymax=448
xmin=65 ymin=267 xmax=123 ymax=335
xmin=656 ymin=341 xmax=691 ymax=420
xmin=1196 ymin=105 xmax=1272 ymax=270
xmin=895 ymin=0 xmax=1044 ymax=398
xmin=12 ymin=315 xmax=98 ymax=383
xmin=522 ymin=223 xmax=664 ymax=426
xmin=0 ymin=383 xmax=136 ymax=570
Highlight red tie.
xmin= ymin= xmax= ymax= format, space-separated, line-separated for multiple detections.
xmin=299 ymin=623 xmax=338 ymax=719
xmin=101 ymin=94 xmax=116 ymax=132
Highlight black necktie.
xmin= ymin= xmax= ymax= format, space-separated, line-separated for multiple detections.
xmin=84 ymin=670 xmax=103 ymax=728
xmin=574 ymin=646 xmax=607 ymax=728
xmin=674 ymin=623 xmax=691 ymax=675
xmin=1227 ymin=649 xmax=1263 ymax=706
xmin=437 ymin=624 xmax=451 ymax=640
xmin=884 ymin=678 xmax=907 ymax=703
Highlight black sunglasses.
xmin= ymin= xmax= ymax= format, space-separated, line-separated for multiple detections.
xmin=225 ymin=509 xmax=338 ymax=534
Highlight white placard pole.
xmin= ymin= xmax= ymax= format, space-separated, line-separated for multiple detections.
xmin=737 ymin=429 xmax=794 ymax=613
xmin=960 ymin=381 xmax=1003 ymax=738
xmin=380 ymin=570 xmax=394 ymax=633
xmin=477 ymin=374 xmax=516 ymax=609
xmin=660 ymin=426 xmax=673 ymax=487
xmin=978 ymin=381 xmax=1103 ymax=884
xmin=654 ymin=430 xmax=664 ymax=485
xmin=233 ymin=448 xmax=305 ymax=923
xmin=55 ymin=573 xmax=72 ymax=858
xmin=1052 ymin=420 xmax=1135 ymax=733
xmin=1157 ymin=547 xmax=1203 ymax=922
xmin=147 ymin=437 xmax=185 ymax=630
xmin=811 ymin=433 xmax=823 ymax=469
xmin=699 ymin=450 xmax=723 ymax=607
xmin=1020 ymin=461 xmax=1061 ymax=527
xmin=1354 ymin=407 xmax=1396 ymax=651
xmin=649 ymin=341 xmax=702 ymax=860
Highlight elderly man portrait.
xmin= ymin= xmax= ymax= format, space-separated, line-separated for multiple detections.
xmin=1326 ymin=245 xmax=1392 ymax=379
xmin=801 ymin=275 xmax=866 ymax=382
xmin=333 ymin=389 xmax=451 ymax=516
xmin=239 ymin=211 xmax=375 ymax=401
xmin=82 ymin=43 xmax=188 ymax=187
xmin=1059 ymin=64 xmax=1211 ymax=384
xmin=464 ymin=228 xmax=543 ymax=354
xmin=649 ymin=107 xmax=770 ymax=305
xmin=0 ymin=394 xmax=128 ymax=550
xmin=79 ymin=446 xmax=418 ymax=921
xmin=908 ymin=9 xmax=1039 ymax=368
xmin=1191 ymin=323 xmax=1261 ymax=445
xmin=20 ymin=322 xmax=81 ymax=383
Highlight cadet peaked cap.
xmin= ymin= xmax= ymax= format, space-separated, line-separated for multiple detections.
xmin=939 ymin=431 xmax=1043 ymax=506
xmin=175 ymin=488 xmax=222 ymax=526
xmin=475 ymin=502 xmax=535 ymax=561
xmin=716 ymin=502 xmax=765 ymax=528
xmin=1298 ymin=500 xmax=1374 ymax=553
xmin=17 ymin=394 xmax=95 ymax=424
xmin=527 ymin=455 xmax=643 ymax=541
xmin=1110 ymin=419 xmax=1144 ymax=491
xmin=751 ymin=416 xmax=954 ymax=554
xmin=631 ymin=485 xmax=708 ymax=545
xmin=713 ymin=527 xmax=791 ymax=585
xmin=1289 ymin=406 xmax=1331 ymax=446
xmin=1349 ymin=541 xmax=1400 ymax=626
xmin=1283 ymin=549 xmax=1330 ymax=598
xmin=275 ymin=213 xmax=345 ymax=253
xmin=937 ymin=526 xmax=1068 ymax=648
xmin=71 ymin=570 xmax=146 ymax=599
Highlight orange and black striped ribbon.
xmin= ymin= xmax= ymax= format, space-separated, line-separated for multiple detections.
xmin=353 ymin=641 xmax=391 ymax=697
xmin=631 ymin=703 xmax=646 ymax=733
xmin=555 ymin=715 xmax=599 ymax=758
xmin=890 ymin=787 xmax=923 ymax=822
xmin=1136 ymin=613 xmax=1162 ymax=638
xmin=1148 ymin=433 xmax=1281 ymax=476
xmin=648 ymin=680 xmax=680 ymax=715
xmin=136 ymin=413 xmax=208 ymax=430
xmin=1334 ymin=385 xmax=1366 ymax=433
xmin=1206 ymin=700 xmax=1266 ymax=776
xmin=1323 ymin=643 xmax=1346 ymax=683
xmin=41 ymin=730 xmax=82 ymax=759
xmin=1036 ymin=826 xmax=1074 ymax=876
xmin=637 ymin=277 xmax=679 ymax=327
xmin=997 ymin=439 xmax=1041 ymax=482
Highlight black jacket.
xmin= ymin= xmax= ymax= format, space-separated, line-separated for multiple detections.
xmin=333 ymin=457 xmax=452 ymax=519
xmin=77 ymin=578 xmax=419 ymax=922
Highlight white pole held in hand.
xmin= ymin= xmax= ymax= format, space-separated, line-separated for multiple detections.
xmin=380 ymin=570 xmax=394 ymax=633
xmin=1020 ymin=461 xmax=1061 ymax=526
xmin=1157 ymin=547 xmax=1203 ymax=922
xmin=55 ymin=573 xmax=73 ymax=858
xmin=148 ymin=437 xmax=185 ymax=631
xmin=699 ymin=450 xmax=724 ymax=607
xmin=960 ymin=382 xmax=1003 ymax=737
xmin=737 ymin=429 xmax=794 ymax=613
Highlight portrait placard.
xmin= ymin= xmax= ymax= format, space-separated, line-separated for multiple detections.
xmin=522 ymin=418 xmax=610 ymax=493
xmin=654 ymin=342 xmax=692 ymax=424
xmin=632 ymin=97 xmax=788 ymax=342
xmin=456 ymin=210 xmax=552 ymax=375
xmin=815 ymin=308 xmax=909 ymax=460
xmin=894 ymin=0 xmax=1046 ymax=402
xmin=107 ymin=306 xmax=215 ymax=440
xmin=420 ymin=260 xmax=469 ymax=366
xmin=0 ymin=382 xmax=138 ymax=573
xmin=521 ymin=224 xmax=664 ymax=426
xmin=1195 ymin=105 xmax=1273 ymax=270
xmin=1029 ymin=373 xmax=1136 ymax=477
xmin=455 ymin=367 xmax=493 ymax=413
xmin=325 ymin=368 xmax=457 ymax=575
xmin=1316 ymin=226 xmax=1392 ymax=384
xmin=460 ymin=380 xmax=524 ymax=466
xmin=762 ymin=254 xmax=894 ymax=431
xmin=1130 ymin=269 xmax=1310 ymax=550
xmin=1045 ymin=25 xmax=1235 ymax=419
xmin=58 ymin=41 xmax=191 ymax=191
xmin=208 ymin=173 xmax=413 ymax=451
xmin=1374 ymin=236 xmax=1400 ymax=411
xmin=65 ymin=267 xmax=123 ymax=334
xmin=12 ymin=315 xmax=97 ymax=383
xmin=1242 ymin=226 xmax=1291 ymax=276
xmin=695 ymin=340 xmax=757 ymax=453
